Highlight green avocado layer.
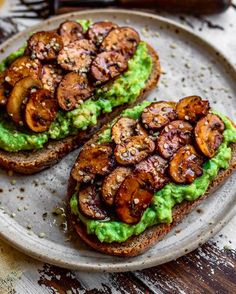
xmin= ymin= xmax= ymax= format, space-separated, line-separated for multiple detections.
xmin=0 ymin=41 xmax=152 ymax=152
xmin=70 ymin=106 xmax=236 ymax=243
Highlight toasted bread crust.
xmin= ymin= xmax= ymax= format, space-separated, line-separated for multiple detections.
xmin=67 ymin=143 xmax=236 ymax=257
xmin=0 ymin=43 xmax=160 ymax=174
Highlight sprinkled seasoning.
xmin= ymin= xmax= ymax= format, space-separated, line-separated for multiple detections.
xmin=164 ymin=143 xmax=168 ymax=149
xmin=84 ymin=175 xmax=91 ymax=182
xmin=130 ymin=149 xmax=136 ymax=156
xmin=5 ymin=76 xmax=11 ymax=82
xmin=95 ymin=212 xmax=101 ymax=218
xmin=185 ymin=63 xmax=191 ymax=69
xmin=38 ymin=232 xmax=46 ymax=238
xmin=10 ymin=179 xmax=16 ymax=185
xmin=170 ymin=43 xmax=177 ymax=49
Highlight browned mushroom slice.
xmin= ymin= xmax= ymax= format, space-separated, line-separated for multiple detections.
xmin=141 ymin=101 xmax=177 ymax=131
xmin=135 ymin=123 xmax=148 ymax=137
xmin=57 ymin=39 xmax=96 ymax=72
xmin=90 ymin=51 xmax=127 ymax=84
xmin=7 ymin=77 xmax=42 ymax=125
xmin=78 ymin=185 xmax=107 ymax=220
xmin=28 ymin=31 xmax=63 ymax=61
xmin=100 ymin=27 xmax=140 ymax=58
xmin=176 ymin=96 xmax=210 ymax=123
xmin=136 ymin=155 xmax=169 ymax=190
xmin=41 ymin=64 xmax=63 ymax=93
xmin=114 ymin=135 xmax=155 ymax=165
xmin=59 ymin=21 xmax=84 ymax=46
xmin=111 ymin=118 xmax=148 ymax=145
xmin=71 ymin=143 xmax=114 ymax=183
xmin=0 ymin=73 xmax=10 ymax=106
xmin=5 ymin=56 xmax=42 ymax=87
xmin=87 ymin=21 xmax=118 ymax=46
xmin=157 ymin=120 xmax=193 ymax=159
xmin=111 ymin=117 xmax=136 ymax=144
xmin=25 ymin=89 xmax=58 ymax=132
xmin=101 ymin=167 xmax=131 ymax=206
xmin=169 ymin=145 xmax=203 ymax=184
xmin=57 ymin=72 xmax=94 ymax=111
xmin=0 ymin=74 xmax=6 ymax=105
xmin=24 ymin=47 xmax=31 ymax=56
xmin=195 ymin=113 xmax=225 ymax=158
xmin=115 ymin=169 xmax=154 ymax=224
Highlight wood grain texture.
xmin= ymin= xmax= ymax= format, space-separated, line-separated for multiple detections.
xmin=34 ymin=242 xmax=236 ymax=293
xmin=135 ymin=243 xmax=236 ymax=294
xmin=38 ymin=264 xmax=148 ymax=293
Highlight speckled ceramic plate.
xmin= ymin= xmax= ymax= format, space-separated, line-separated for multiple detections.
xmin=0 ymin=9 xmax=236 ymax=273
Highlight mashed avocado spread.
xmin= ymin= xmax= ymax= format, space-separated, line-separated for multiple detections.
xmin=0 ymin=40 xmax=152 ymax=151
xmin=70 ymin=104 xmax=236 ymax=243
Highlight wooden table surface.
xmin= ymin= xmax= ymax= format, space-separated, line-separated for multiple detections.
xmin=0 ymin=1 xmax=236 ymax=293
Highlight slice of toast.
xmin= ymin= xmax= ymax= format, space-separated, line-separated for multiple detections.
xmin=67 ymin=137 xmax=236 ymax=257
xmin=0 ymin=44 xmax=160 ymax=174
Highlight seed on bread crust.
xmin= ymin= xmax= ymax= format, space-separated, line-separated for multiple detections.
xmin=115 ymin=169 xmax=154 ymax=224
xmin=59 ymin=21 xmax=84 ymax=46
xmin=169 ymin=145 xmax=203 ymax=184
xmin=90 ymin=51 xmax=127 ymax=83
xmin=71 ymin=143 xmax=114 ymax=183
xmin=78 ymin=185 xmax=107 ymax=220
xmin=57 ymin=72 xmax=94 ymax=111
xmin=101 ymin=166 xmax=131 ymax=206
xmin=195 ymin=113 xmax=225 ymax=158
xmin=100 ymin=27 xmax=140 ymax=58
xmin=5 ymin=56 xmax=42 ymax=87
xmin=176 ymin=96 xmax=209 ymax=123
xmin=114 ymin=135 xmax=155 ymax=165
xmin=157 ymin=120 xmax=193 ymax=159
xmin=141 ymin=101 xmax=177 ymax=131
xmin=86 ymin=21 xmax=118 ymax=46
xmin=28 ymin=31 xmax=63 ymax=61
xmin=57 ymin=39 xmax=96 ymax=72
xmin=25 ymin=89 xmax=58 ymax=132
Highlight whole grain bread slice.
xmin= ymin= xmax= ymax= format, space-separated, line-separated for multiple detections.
xmin=0 ymin=43 xmax=160 ymax=174
xmin=67 ymin=143 xmax=236 ymax=257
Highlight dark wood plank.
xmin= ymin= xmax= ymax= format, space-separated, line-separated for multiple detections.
xmin=134 ymin=243 xmax=236 ymax=293
xmin=37 ymin=243 xmax=236 ymax=293
xmin=38 ymin=264 xmax=149 ymax=293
